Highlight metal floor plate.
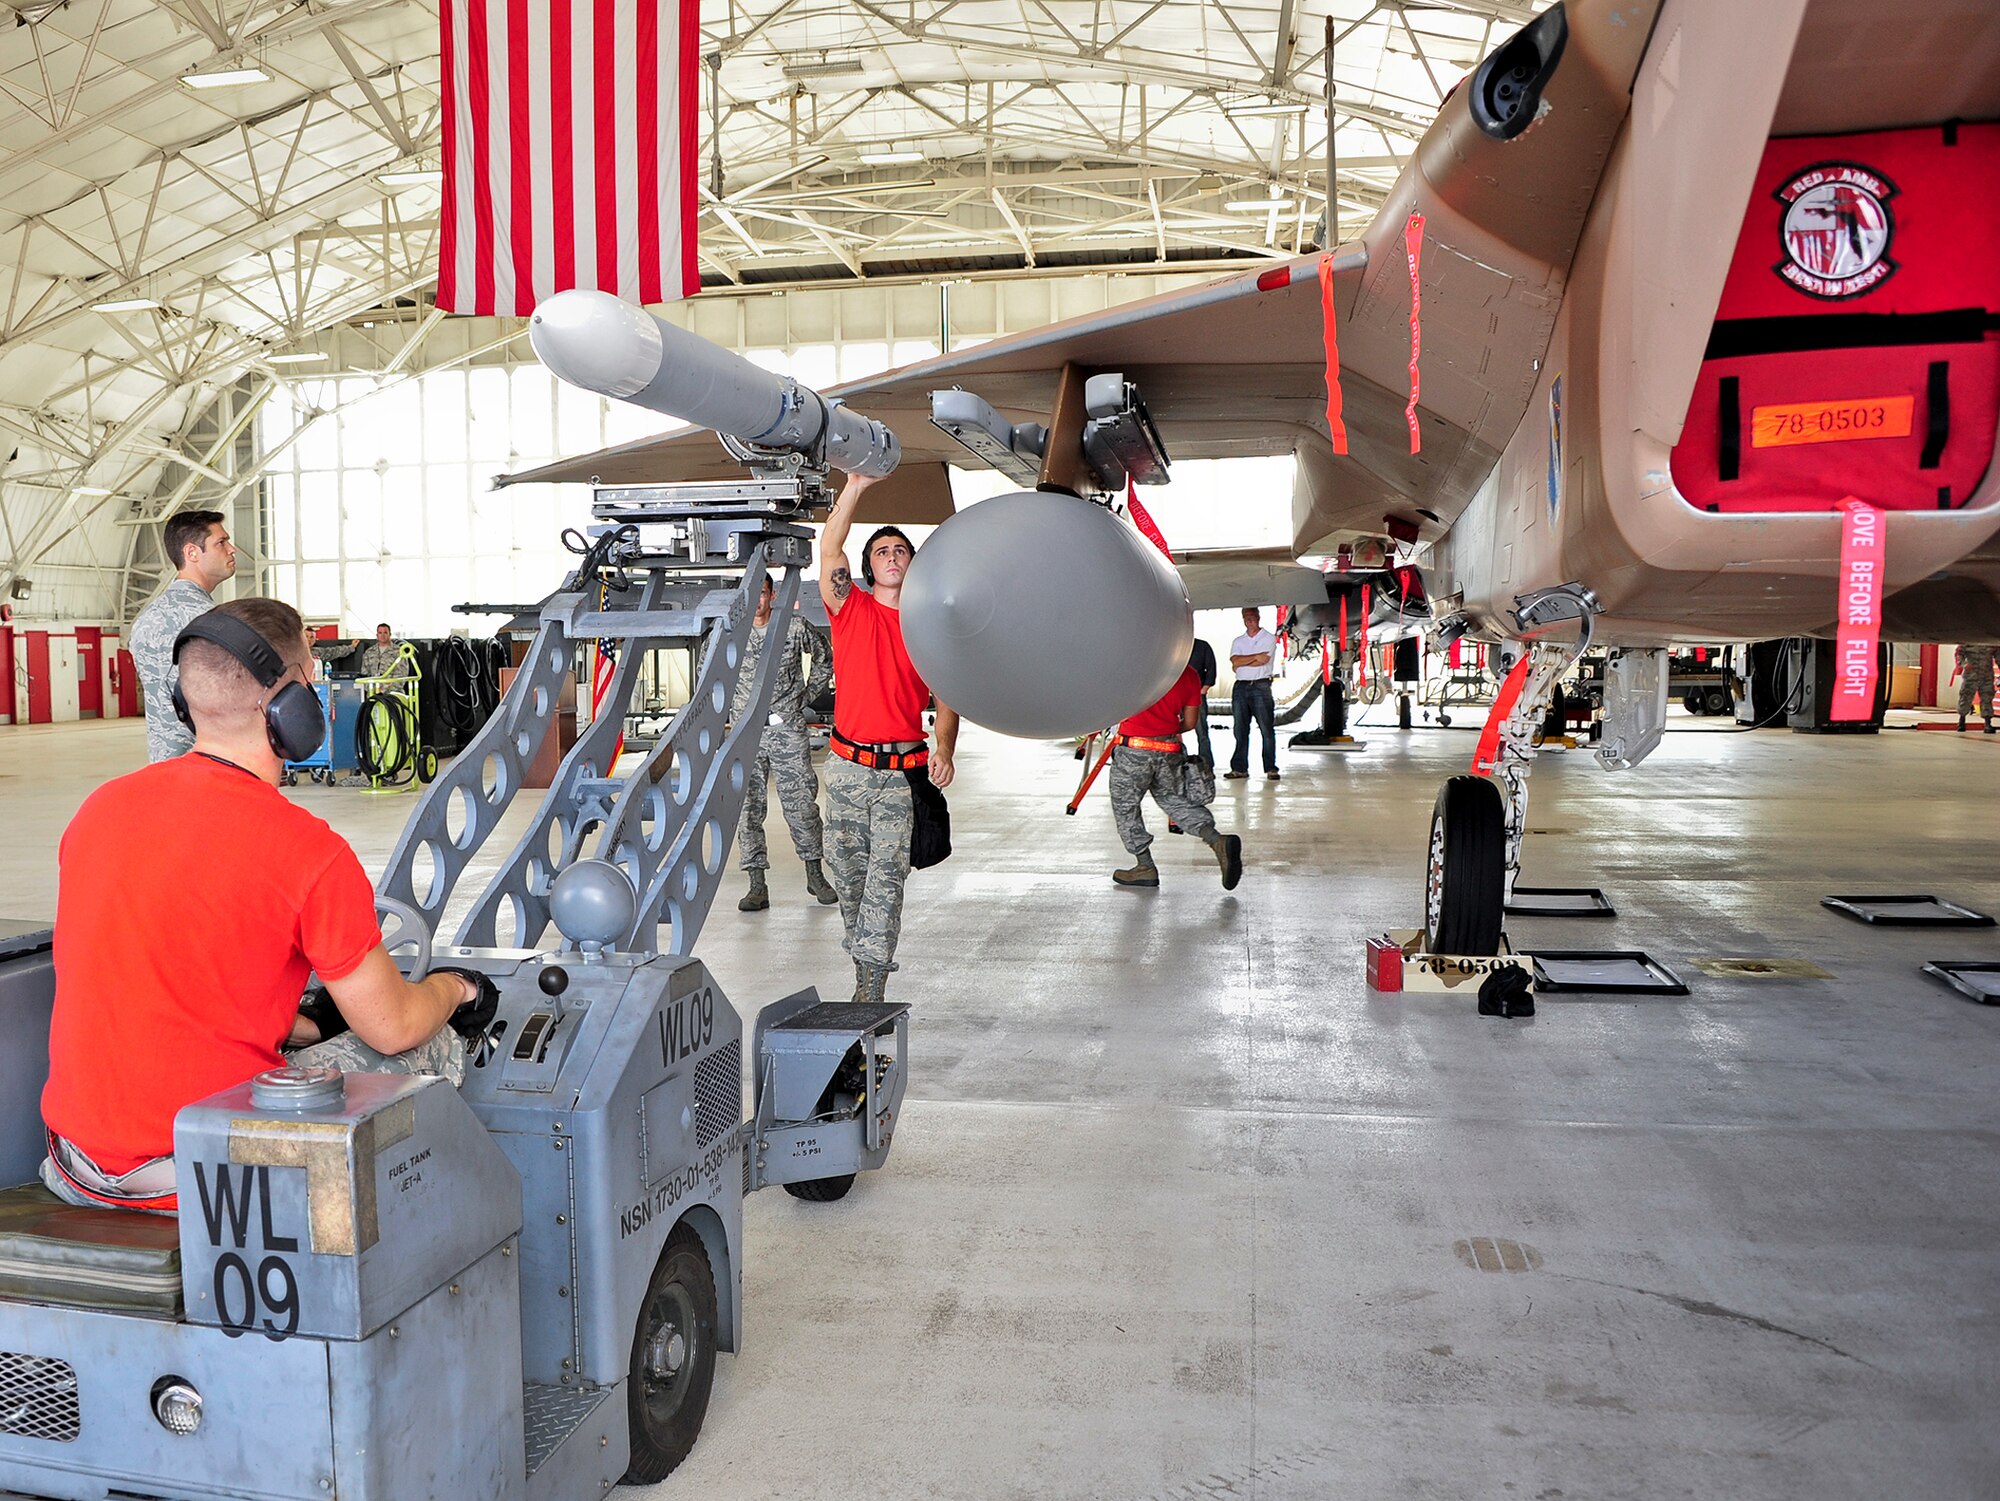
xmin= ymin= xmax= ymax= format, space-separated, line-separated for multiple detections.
xmin=1820 ymin=895 xmax=1996 ymax=927
xmin=772 ymin=1000 xmax=906 ymax=1031
xmin=1531 ymin=952 xmax=1689 ymax=995
xmin=1505 ymin=886 xmax=1616 ymax=917
xmin=1920 ymin=961 xmax=2000 ymax=1005
xmin=523 ymin=1382 xmax=611 ymax=1477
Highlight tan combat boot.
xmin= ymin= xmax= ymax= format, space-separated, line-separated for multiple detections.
xmin=1113 ymin=852 xmax=1159 ymax=887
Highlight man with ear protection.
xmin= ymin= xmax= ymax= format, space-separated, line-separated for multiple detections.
xmin=819 ymin=472 xmax=960 ymax=1005
xmin=38 ymin=598 xmax=486 ymax=1213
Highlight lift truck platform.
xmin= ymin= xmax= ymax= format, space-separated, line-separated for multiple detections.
xmin=0 ymin=460 xmax=912 ymax=1498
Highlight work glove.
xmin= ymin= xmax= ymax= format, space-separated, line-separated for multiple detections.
xmin=435 ymin=966 xmax=502 ymax=1039
xmin=1476 ymin=964 xmax=1535 ymax=1019
xmin=296 ymin=985 xmax=350 ymax=1042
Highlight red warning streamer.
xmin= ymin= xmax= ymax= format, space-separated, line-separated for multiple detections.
xmin=1126 ymin=479 xmax=1172 ymax=559
xmin=1404 ymin=212 xmax=1426 ymax=455
xmin=1472 ymin=654 xmax=1535 ymax=777
xmin=1318 ymin=252 xmax=1350 ymax=455
xmin=1831 ymin=497 xmax=1886 ymax=722
xmin=1358 ymin=584 xmax=1371 ymax=691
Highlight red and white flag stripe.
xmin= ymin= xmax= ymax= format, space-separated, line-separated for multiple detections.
xmin=438 ymin=0 xmax=701 ymax=316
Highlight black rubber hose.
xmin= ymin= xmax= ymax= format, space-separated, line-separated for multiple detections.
xmin=437 ymin=636 xmax=485 ymax=739
xmin=356 ymin=691 xmax=419 ymax=783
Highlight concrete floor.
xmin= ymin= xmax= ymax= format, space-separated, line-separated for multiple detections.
xmin=2 ymin=711 xmax=1997 ymax=1499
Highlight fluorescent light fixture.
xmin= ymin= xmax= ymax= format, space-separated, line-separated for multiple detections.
xmin=782 ymin=55 xmax=864 ymax=79
xmin=379 ymin=169 xmax=444 ymax=187
xmin=859 ymin=150 xmax=924 ymax=165
xmin=92 ymin=296 xmax=160 ymax=312
xmin=268 ymin=352 xmax=328 ymax=365
xmin=1224 ymin=100 xmax=1311 ymax=118
xmin=181 ymin=65 xmax=270 ymax=88
xmin=1226 ymin=196 xmax=1292 ymax=211
xmin=73 ymin=485 xmax=113 ymax=496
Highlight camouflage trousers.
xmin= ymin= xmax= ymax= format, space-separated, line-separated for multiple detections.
xmin=824 ymin=755 xmax=914 ymax=970
xmin=290 ymin=1024 xmax=466 ymax=1088
xmin=1960 ymin=673 xmax=1996 ymax=720
xmin=1110 ymin=745 xmax=1214 ymax=857
xmin=739 ymin=727 xmax=824 ymax=870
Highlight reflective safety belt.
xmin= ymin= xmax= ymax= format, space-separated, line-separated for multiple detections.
xmin=1113 ymin=733 xmax=1184 ymax=754
xmin=830 ymin=732 xmax=929 ymax=770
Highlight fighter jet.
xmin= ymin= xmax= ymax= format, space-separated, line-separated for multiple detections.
xmin=506 ymin=0 xmax=2000 ymax=956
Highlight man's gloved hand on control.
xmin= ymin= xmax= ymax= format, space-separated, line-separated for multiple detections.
xmin=297 ymin=985 xmax=350 ymax=1042
xmin=434 ymin=966 xmax=501 ymax=1039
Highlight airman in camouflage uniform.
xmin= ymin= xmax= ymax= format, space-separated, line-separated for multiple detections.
xmin=1957 ymin=643 xmax=1997 ymax=733
xmin=1108 ymin=664 xmax=1243 ymax=890
xmin=129 ymin=509 xmax=236 ymax=761
xmin=735 ymin=578 xmax=836 ymax=910
xmin=360 ymin=623 xmax=412 ymax=679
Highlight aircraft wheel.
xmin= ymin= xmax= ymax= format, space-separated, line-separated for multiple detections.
xmin=1681 ymin=689 xmax=1705 ymax=715
xmin=624 ymin=1223 xmax=718 ymax=1484
xmin=783 ymin=1174 xmax=856 ymax=1203
xmin=1438 ymin=712 xmax=1452 ymax=728
xmin=1425 ymin=775 xmax=1504 ymax=957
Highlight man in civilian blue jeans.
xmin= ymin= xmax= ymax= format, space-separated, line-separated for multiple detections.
xmin=1225 ymin=606 xmax=1280 ymax=781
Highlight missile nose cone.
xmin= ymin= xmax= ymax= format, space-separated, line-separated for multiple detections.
xmin=902 ymin=489 xmax=1192 ymax=740
xmin=528 ymin=289 xmax=662 ymax=399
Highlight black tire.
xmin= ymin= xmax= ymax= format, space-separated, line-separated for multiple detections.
xmin=416 ymin=747 xmax=440 ymax=783
xmin=1704 ymin=687 xmax=1730 ymax=716
xmin=783 ymin=1174 xmax=855 ymax=1203
xmin=1424 ymin=775 xmax=1505 ymax=956
xmin=623 ymin=1224 xmax=718 ymax=1485
xmin=1681 ymin=689 xmax=1704 ymax=715
xmin=310 ymin=768 xmax=331 ymax=785
xmin=1438 ymin=712 xmax=1452 ymax=728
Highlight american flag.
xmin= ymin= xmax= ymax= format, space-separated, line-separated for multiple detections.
xmin=437 ymin=0 xmax=702 ymax=316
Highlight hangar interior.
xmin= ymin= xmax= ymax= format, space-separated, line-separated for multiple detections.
xmin=0 ymin=1 xmax=1997 ymax=1499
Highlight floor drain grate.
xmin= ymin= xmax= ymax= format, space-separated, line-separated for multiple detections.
xmin=1692 ymin=957 xmax=1834 ymax=979
xmin=1453 ymin=1237 xmax=1542 ymax=1273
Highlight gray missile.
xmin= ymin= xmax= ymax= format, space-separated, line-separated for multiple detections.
xmin=528 ymin=289 xmax=900 ymax=477
xmin=901 ymin=489 xmax=1193 ymax=739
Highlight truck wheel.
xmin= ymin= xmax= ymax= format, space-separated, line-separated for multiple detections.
xmin=1704 ymin=686 xmax=1730 ymax=715
xmin=623 ymin=1224 xmax=717 ymax=1484
xmin=783 ymin=1174 xmax=855 ymax=1203
xmin=1424 ymin=775 xmax=1504 ymax=956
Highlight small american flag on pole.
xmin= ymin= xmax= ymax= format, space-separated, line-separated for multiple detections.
xmin=437 ymin=0 xmax=702 ymax=316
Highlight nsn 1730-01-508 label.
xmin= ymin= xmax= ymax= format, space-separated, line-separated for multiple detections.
xmin=1751 ymin=395 xmax=1914 ymax=448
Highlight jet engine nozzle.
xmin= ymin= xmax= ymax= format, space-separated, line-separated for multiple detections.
xmin=528 ymin=289 xmax=900 ymax=477
xmin=901 ymin=490 xmax=1192 ymax=739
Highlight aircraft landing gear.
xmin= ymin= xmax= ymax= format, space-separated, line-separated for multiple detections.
xmin=1423 ymin=586 xmax=1601 ymax=956
xmin=1426 ymin=775 xmax=1504 ymax=953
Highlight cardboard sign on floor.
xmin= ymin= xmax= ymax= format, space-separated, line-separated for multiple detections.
xmin=1367 ymin=930 xmax=1534 ymax=995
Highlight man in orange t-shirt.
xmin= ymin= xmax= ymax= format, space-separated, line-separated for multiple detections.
xmin=40 ymin=598 xmax=480 ymax=1211
xmin=819 ymin=471 xmax=961 ymax=1003
xmin=1108 ymin=664 xmax=1244 ymax=890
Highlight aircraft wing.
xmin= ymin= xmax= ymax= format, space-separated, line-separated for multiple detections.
xmin=500 ymin=0 xmax=1659 ymax=557
xmin=1174 ymin=547 xmax=1332 ymax=611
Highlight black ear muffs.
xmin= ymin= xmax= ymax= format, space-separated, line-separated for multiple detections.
xmin=173 ymin=613 xmax=326 ymax=763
